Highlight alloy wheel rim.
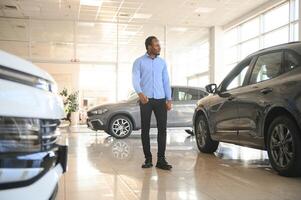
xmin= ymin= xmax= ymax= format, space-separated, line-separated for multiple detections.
xmin=197 ymin=120 xmax=207 ymax=147
xmin=112 ymin=118 xmax=131 ymax=137
xmin=270 ymin=124 xmax=294 ymax=168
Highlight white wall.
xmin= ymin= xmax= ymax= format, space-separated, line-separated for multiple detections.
xmin=36 ymin=63 xmax=80 ymax=93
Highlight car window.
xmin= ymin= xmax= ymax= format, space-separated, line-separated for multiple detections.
xmin=173 ymin=88 xmax=197 ymax=101
xmin=188 ymin=89 xmax=203 ymax=100
xmin=224 ymin=60 xmax=251 ymax=91
xmin=249 ymin=52 xmax=282 ymax=84
xmin=179 ymin=91 xmax=192 ymax=101
xmin=284 ymin=51 xmax=300 ymax=72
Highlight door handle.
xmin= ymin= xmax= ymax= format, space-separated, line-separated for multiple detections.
xmin=228 ymin=96 xmax=235 ymax=101
xmin=260 ymin=88 xmax=273 ymax=94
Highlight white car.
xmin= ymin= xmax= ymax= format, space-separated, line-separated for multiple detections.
xmin=0 ymin=50 xmax=67 ymax=200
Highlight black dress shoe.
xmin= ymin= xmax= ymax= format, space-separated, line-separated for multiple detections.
xmin=156 ymin=157 xmax=172 ymax=170
xmin=142 ymin=157 xmax=153 ymax=168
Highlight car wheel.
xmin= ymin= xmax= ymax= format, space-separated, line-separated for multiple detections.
xmin=267 ymin=115 xmax=301 ymax=177
xmin=109 ymin=115 xmax=133 ymax=139
xmin=195 ymin=115 xmax=219 ymax=153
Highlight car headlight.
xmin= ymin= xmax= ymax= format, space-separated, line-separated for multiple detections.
xmin=50 ymin=82 xmax=58 ymax=94
xmin=0 ymin=65 xmax=55 ymax=93
xmin=91 ymin=108 xmax=108 ymax=115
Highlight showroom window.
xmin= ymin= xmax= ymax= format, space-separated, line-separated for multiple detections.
xmin=167 ymin=29 xmax=210 ymax=87
xmin=222 ymin=0 xmax=299 ymax=85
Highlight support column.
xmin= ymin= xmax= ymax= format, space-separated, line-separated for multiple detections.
xmin=116 ymin=18 xmax=119 ymax=102
xmin=164 ymin=25 xmax=173 ymax=84
xmin=28 ymin=17 xmax=32 ymax=59
xmin=209 ymin=26 xmax=224 ymax=84
xmin=299 ymin=0 xmax=301 ymax=40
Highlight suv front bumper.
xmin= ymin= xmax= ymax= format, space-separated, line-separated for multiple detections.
xmin=0 ymin=145 xmax=68 ymax=200
xmin=87 ymin=116 xmax=107 ymax=131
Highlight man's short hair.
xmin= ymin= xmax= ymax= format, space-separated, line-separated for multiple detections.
xmin=145 ymin=36 xmax=157 ymax=50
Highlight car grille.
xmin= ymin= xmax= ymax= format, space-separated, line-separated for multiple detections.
xmin=40 ymin=119 xmax=61 ymax=151
xmin=0 ymin=117 xmax=61 ymax=153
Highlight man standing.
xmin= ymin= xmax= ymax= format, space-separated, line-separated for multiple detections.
xmin=132 ymin=36 xmax=172 ymax=170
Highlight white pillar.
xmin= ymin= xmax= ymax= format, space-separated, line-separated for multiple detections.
xmin=299 ymin=0 xmax=301 ymax=40
xmin=209 ymin=26 xmax=224 ymax=84
xmin=116 ymin=19 xmax=119 ymax=102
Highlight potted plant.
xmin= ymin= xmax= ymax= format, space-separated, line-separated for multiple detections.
xmin=60 ymin=88 xmax=79 ymax=126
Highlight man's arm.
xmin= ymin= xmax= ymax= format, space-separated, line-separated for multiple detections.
xmin=132 ymin=59 xmax=142 ymax=94
xmin=132 ymin=59 xmax=148 ymax=104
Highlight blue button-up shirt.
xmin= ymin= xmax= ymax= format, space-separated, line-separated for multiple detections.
xmin=132 ymin=53 xmax=172 ymax=101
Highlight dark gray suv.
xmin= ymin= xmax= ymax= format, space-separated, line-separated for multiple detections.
xmin=87 ymin=86 xmax=208 ymax=139
xmin=193 ymin=42 xmax=301 ymax=177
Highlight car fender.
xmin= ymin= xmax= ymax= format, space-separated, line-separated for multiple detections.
xmin=193 ymin=105 xmax=213 ymax=134
xmin=261 ymin=102 xmax=301 ymax=137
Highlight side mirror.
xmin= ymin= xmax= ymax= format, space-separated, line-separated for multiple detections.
xmin=205 ymin=84 xmax=217 ymax=94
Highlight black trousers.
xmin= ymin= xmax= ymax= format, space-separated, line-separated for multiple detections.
xmin=140 ymin=98 xmax=167 ymax=159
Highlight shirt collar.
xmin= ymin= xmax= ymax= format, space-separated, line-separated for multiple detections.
xmin=145 ymin=52 xmax=158 ymax=59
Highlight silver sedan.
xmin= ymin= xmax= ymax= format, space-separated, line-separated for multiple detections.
xmin=87 ymin=86 xmax=208 ymax=139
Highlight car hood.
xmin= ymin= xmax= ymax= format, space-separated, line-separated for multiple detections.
xmin=0 ymin=50 xmax=55 ymax=82
xmin=197 ymin=94 xmax=213 ymax=107
xmin=88 ymin=100 xmax=134 ymax=111
xmin=197 ymin=93 xmax=224 ymax=109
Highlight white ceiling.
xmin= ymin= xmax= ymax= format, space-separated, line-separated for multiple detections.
xmin=0 ymin=0 xmax=271 ymax=62
xmin=0 ymin=0 xmax=270 ymax=26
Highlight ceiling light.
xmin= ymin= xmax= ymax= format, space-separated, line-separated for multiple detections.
xmin=118 ymin=13 xmax=131 ymax=17
xmin=16 ymin=25 xmax=25 ymax=29
xmin=170 ymin=27 xmax=187 ymax=32
xmin=80 ymin=0 xmax=102 ymax=6
xmin=78 ymin=22 xmax=95 ymax=27
xmin=121 ymin=31 xmax=136 ymax=36
xmin=194 ymin=7 xmax=215 ymax=13
xmin=132 ymin=13 xmax=152 ymax=19
xmin=54 ymin=42 xmax=73 ymax=46
xmin=4 ymin=5 xmax=18 ymax=10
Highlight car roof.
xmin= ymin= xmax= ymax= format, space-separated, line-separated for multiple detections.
xmin=247 ymin=41 xmax=301 ymax=58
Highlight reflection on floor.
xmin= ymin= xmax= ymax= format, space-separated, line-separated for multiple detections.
xmin=56 ymin=126 xmax=301 ymax=200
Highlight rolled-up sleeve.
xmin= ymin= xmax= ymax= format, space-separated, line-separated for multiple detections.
xmin=162 ymin=62 xmax=172 ymax=101
xmin=132 ymin=59 xmax=142 ymax=93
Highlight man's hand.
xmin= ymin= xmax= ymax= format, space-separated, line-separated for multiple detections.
xmin=166 ymin=100 xmax=172 ymax=111
xmin=138 ymin=93 xmax=149 ymax=104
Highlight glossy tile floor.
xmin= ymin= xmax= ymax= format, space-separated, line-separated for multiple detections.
xmin=56 ymin=126 xmax=301 ymax=200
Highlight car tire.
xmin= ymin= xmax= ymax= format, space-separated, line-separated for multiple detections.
xmin=109 ymin=115 xmax=133 ymax=139
xmin=267 ymin=115 xmax=301 ymax=177
xmin=195 ymin=115 xmax=219 ymax=153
